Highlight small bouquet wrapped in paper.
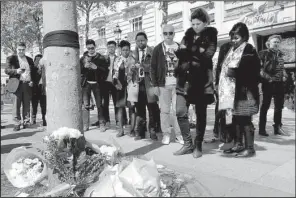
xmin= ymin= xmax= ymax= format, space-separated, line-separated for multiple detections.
xmin=4 ymin=147 xmax=48 ymax=188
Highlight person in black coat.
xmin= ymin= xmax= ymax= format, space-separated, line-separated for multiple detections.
xmin=5 ymin=42 xmax=36 ymax=131
xmin=215 ymin=22 xmax=261 ymax=158
xmin=31 ymin=54 xmax=47 ymax=126
xmin=173 ymin=8 xmax=218 ymax=158
xmin=258 ymin=35 xmax=289 ymax=136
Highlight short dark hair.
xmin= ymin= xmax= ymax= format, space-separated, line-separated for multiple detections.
xmin=191 ymin=8 xmax=211 ymax=24
xmin=85 ymin=39 xmax=96 ymax=46
xmin=34 ymin=54 xmax=43 ymax=62
xmin=229 ymin=22 xmax=249 ymax=42
xmin=135 ymin=32 xmax=148 ymax=40
xmin=107 ymin=40 xmax=117 ymax=46
xmin=119 ymin=40 xmax=131 ymax=49
xmin=17 ymin=42 xmax=26 ymax=48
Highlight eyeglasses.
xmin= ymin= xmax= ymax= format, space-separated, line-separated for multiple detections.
xmin=87 ymin=47 xmax=95 ymax=50
xmin=163 ymin=32 xmax=174 ymax=36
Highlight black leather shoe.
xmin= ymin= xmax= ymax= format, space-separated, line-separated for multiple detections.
xmin=91 ymin=121 xmax=100 ymax=126
xmin=129 ymin=130 xmax=135 ymax=137
xmin=274 ymin=125 xmax=289 ymax=136
xmin=13 ymin=125 xmax=21 ymax=131
xmin=116 ymin=131 xmax=124 ymax=137
xmin=150 ymin=133 xmax=158 ymax=141
xmin=43 ymin=120 xmax=47 ymax=126
xmin=224 ymin=145 xmax=244 ymax=154
xmin=235 ymin=149 xmax=256 ymax=158
xmin=193 ymin=140 xmax=202 ymax=158
xmin=259 ymin=131 xmax=269 ymax=137
xmin=134 ymin=135 xmax=143 ymax=140
xmin=173 ymin=144 xmax=193 ymax=155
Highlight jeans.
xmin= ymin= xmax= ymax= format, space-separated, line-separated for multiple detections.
xmin=31 ymin=84 xmax=46 ymax=122
xmin=101 ymin=81 xmax=118 ymax=123
xmin=176 ymin=93 xmax=208 ymax=142
xmin=259 ymin=82 xmax=285 ymax=130
xmin=82 ymin=82 xmax=103 ymax=125
xmin=159 ymin=85 xmax=181 ymax=136
xmin=13 ymin=82 xmax=32 ymax=125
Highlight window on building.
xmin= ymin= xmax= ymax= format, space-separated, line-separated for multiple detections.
xmin=130 ymin=16 xmax=142 ymax=32
xmin=97 ymin=28 xmax=106 ymax=39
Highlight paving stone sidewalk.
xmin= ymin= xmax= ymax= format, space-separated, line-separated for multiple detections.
xmin=1 ymin=104 xmax=295 ymax=197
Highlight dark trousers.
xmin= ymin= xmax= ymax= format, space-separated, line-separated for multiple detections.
xmin=176 ymin=94 xmax=208 ymax=142
xmin=82 ymin=82 xmax=103 ymax=125
xmin=13 ymin=82 xmax=32 ymax=125
xmin=101 ymin=81 xmax=118 ymax=123
xmin=259 ymin=82 xmax=285 ymax=131
xmin=135 ymin=82 xmax=157 ymax=137
xmin=213 ymin=92 xmax=219 ymax=136
xmin=31 ymin=84 xmax=46 ymax=121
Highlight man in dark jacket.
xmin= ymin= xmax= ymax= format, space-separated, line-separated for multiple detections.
xmin=31 ymin=54 xmax=47 ymax=126
xmin=258 ymin=35 xmax=288 ymax=136
xmin=131 ymin=32 xmax=159 ymax=140
xmin=150 ymin=24 xmax=184 ymax=145
xmin=80 ymin=39 xmax=109 ymax=131
xmin=5 ymin=42 xmax=36 ymax=131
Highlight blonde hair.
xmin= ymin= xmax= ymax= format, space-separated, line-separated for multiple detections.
xmin=265 ymin=35 xmax=282 ymax=48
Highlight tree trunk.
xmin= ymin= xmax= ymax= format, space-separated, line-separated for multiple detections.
xmin=42 ymin=1 xmax=83 ymax=135
xmin=85 ymin=11 xmax=90 ymax=41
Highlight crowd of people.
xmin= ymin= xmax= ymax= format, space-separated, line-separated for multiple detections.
xmin=3 ymin=8 xmax=295 ymax=158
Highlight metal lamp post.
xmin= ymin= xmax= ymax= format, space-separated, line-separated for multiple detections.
xmin=114 ymin=24 xmax=122 ymax=46
xmin=113 ymin=24 xmax=122 ymax=56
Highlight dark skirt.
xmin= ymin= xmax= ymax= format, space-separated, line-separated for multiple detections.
xmin=116 ymin=85 xmax=127 ymax=108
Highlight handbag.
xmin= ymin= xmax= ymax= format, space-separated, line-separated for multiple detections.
xmin=6 ymin=78 xmax=20 ymax=93
xmin=127 ymin=82 xmax=139 ymax=103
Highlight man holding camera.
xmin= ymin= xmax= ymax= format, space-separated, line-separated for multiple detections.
xmin=131 ymin=32 xmax=159 ymax=140
xmin=5 ymin=42 xmax=35 ymax=131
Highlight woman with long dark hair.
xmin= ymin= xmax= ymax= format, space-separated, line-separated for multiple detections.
xmin=174 ymin=8 xmax=218 ymax=158
xmin=215 ymin=22 xmax=261 ymax=157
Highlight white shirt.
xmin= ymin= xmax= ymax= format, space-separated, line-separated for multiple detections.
xmin=163 ymin=42 xmax=179 ymax=86
xmin=18 ymin=56 xmax=31 ymax=82
xmin=106 ymin=54 xmax=116 ymax=82
xmin=138 ymin=47 xmax=147 ymax=63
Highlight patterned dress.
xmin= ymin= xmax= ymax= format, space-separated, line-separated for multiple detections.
xmin=218 ymin=42 xmax=247 ymax=111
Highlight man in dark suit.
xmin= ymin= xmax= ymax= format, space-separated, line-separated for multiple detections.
xmin=131 ymin=32 xmax=160 ymax=140
xmin=31 ymin=54 xmax=47 ymax=126
xmin=5 ymin=42 xmax=36 ymax=131
xmin=99 ymin=41 xmax=119 ymax=131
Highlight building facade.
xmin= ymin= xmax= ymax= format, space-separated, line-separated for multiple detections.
xmin=82 ymin=1 xmax=295 ymax=71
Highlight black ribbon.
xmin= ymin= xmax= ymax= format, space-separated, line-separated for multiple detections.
xmin=43 ymin=30 xmax=80 ymax=49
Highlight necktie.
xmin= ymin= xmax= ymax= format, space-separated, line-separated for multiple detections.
xmin=141 ymin=49 xmax=145 ymax=64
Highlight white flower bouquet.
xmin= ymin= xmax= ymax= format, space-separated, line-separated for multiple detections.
xmin=4 ymin=147 xmax=48 ymax=188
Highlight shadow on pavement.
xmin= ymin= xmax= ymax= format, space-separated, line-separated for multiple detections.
xmin=0 ymin=124 xmax=15 ymax=129
xmin=1 ymin=131 xmax=38 ymax=141
xmin=203 ymin=141 xmax=220 ymax=155
xmin=255 ymin=136 xmax=295 ymax=146
xmin=125 ymin=141 xmax=164 ymax=156
xmin=1 ymin=143 xmax=32 ymax=154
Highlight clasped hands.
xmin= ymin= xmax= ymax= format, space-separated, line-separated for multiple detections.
xmin=85 ymin=62 xmax=97 ymax=70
